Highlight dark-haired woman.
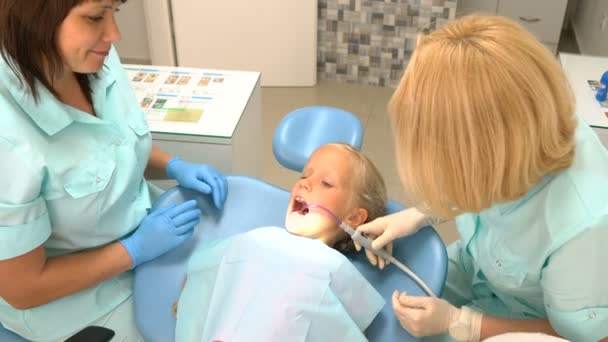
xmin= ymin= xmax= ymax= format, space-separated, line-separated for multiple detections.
xmin=0 ymin=1 xmax=227 ymax=340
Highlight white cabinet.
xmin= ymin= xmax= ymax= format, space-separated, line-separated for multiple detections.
xmin=457 ymin=0 xmax=498 ymax=16
xmin=457 ymin=0 xmax=568 ymax=54
xmin=169 ymin=0 xmax=318 ymax=87
xmin=497 ymin=0 xmax=568 ymax=54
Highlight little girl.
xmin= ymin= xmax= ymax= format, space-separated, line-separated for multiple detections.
xmin=172 ymin=143 xmax=389 ymax=341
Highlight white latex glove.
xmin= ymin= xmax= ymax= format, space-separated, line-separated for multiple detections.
xmin=392 ymin=291 xmax=482 ymax=341
xmin=355 ymin=207 xmax=441 ymax=268
xmin=354 ymin=238 xmax=393 ymax=269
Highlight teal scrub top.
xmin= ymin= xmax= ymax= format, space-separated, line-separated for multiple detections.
xmin=453 ymin=120 xmax=608 ymax=341
xmin=0 ymin=47 xmax=152 ymax=341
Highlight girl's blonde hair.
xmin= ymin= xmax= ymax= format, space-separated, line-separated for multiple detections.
xmin=327 ymin=143 xmax=387 ymax=252
xmin=327 ymin=143 xmax=388 ymax=222
xmin=389 ymin=15 xmax=576 ymax=218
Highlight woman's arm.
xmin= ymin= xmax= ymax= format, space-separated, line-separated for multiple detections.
xmin=482 ymin=227 xmax=608 ymax=341
xmin=0 ymin=196 xmax=201 ymax=310
xmin=393 ymin=294 xmax=566 ymax=341
xmin=144 ymin=145 xmax=173 ymax=179
xmin=0 ymin=243 xmax=132 ymax=309
xmin=480 ymin=316 xmax=560 ymax=340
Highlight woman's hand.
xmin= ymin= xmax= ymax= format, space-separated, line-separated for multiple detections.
xmin=120 ymin=200 xmax=201 ymax=269
xmin=166 ymin=157 xmax=228 ymax=209
xmin=355 ymin=207 xmax=441 ymax=267
xmin=392 ymin=291 xmax=482 ymax=341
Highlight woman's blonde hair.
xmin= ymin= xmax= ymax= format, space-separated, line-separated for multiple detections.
xmin=327 ymin=143 xmax=387 ymax=252
xmin=389 ymin=15 xmax=576 ymax=218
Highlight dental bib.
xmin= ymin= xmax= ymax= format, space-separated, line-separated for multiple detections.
xmin=175 ymin=227 xmax=384 ymax=342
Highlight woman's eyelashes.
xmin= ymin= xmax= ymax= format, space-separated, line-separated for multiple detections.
xmin=87 ymin=15 xmax=104 ymax=23
xmin=86 ymin=8 xmax=120 ymax=23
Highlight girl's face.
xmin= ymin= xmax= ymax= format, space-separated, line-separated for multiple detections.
xmin=55 ymin=0 xmax=122 ymax=75
xmin=285 ymin=145 xmax=367 ymax=245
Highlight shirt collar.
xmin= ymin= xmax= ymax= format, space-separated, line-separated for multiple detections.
xmin=2 ymin=56 xmax=117 ymax=136
xmin=91 ymin=61 xmax=117 ymax=97
xmin=489 ymin=173 xmax=557 ymax=216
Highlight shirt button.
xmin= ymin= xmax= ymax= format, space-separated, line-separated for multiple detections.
xmin=96 ymin=176 xmax=102 ymax=184
xmin=589 ymin=311 xmax=596 ymax=319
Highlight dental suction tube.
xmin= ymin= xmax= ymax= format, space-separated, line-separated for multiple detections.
xmin=304 ymin=204 xmax=437 ymax=298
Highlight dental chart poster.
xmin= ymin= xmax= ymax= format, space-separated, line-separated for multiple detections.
xmin=125 ymin=64 xmax=260 ymax=137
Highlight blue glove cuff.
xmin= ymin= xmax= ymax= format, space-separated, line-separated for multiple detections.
xmin=166 ymin=157 xmax=182 ymax=180
xmin=119 ymin=238 xmax=138 ymax=270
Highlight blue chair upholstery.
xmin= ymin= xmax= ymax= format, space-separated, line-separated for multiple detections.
xmin=133 ymin=176 xmax=447 ymax=342
xmin=273 ymin=106 xmax=364 ymax=171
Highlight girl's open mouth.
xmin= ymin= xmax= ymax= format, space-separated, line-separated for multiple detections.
xmin=292 ymin=196 xmax=309 ymax=215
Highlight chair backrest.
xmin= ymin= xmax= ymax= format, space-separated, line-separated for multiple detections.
xmin=133 ymin=176 xmax=447 ymax=342
xmin=272 ymin=106 xmax=364 ymax=171
xmin=349 ymin=200 xmax=447 ymax=342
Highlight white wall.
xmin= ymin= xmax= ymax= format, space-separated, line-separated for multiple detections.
xmin=114 ymin=0 xmax=151 ymax=63
xmin=169 ymin=0 xmax=317 ymax=86
xmin=572 ymin=0 xmax=608 ymax=56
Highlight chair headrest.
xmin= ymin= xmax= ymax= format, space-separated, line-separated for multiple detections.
xmin=272 ymin=106 xmax=364 ymax=172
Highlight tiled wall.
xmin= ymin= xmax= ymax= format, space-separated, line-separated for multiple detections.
xmin=318 ymin=0 xmax=457 ymax=87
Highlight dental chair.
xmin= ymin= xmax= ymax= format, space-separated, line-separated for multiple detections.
xmin=0 ymin=106 xmax=445 ymax=341
xmin=134 ymin=105 xmax=448 ymax=342
xmin=273 ymin=106 xmax=364 ymax=170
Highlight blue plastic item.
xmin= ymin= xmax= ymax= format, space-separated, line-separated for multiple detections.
xmin=600 ymin=71 xmax=608 ymax=86
xmin=597 ymin=71 xmax=608 ymax=102
xmin=597 ymin=87 xmax=608 ymax=102
xmin=272 ymin=106 xmax=364 ymax=171
xmin=133 ymin=176 xmax=447 ymax=342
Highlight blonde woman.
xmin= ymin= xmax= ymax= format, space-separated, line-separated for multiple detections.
xmin=0 ymin=1 xmax=226 ymax=340
xmin=356 ymin=15 xmax=608 ymax=342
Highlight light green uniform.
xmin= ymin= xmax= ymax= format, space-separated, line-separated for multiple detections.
xmin=440 ymin=120 xmax=608 ymax=341
xmin=0 ymin=47 xmax=152 ymax=341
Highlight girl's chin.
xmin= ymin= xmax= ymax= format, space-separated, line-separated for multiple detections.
xmin=284 ymin=212 xmax=327 ymax=236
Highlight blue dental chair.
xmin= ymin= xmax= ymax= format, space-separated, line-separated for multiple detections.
xmin=134 ymin=105 xmax=448 ymax=342
xmin=273 ymin=106 xmax=364 ymax=171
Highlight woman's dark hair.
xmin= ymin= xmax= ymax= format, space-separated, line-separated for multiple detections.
xmin=0 ymin=0 xmax=126 ymax=101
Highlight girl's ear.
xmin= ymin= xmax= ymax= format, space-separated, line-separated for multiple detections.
xmin=344 ymin=207 xmax=368 ymax=228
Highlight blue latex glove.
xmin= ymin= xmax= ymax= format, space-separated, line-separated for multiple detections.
xmin=166 ymin=157 xmax=228 ymax=209
xmin=120 ymin=200 xmax=201 ymax=269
